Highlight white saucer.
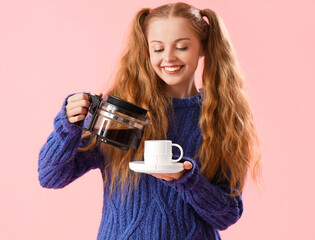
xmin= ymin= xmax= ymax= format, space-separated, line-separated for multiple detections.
xmin=129 ymin=161 xmax=184 ymax=173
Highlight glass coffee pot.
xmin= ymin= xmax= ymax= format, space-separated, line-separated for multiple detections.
xmin=77 ymin=94 xmax=151 ymax=151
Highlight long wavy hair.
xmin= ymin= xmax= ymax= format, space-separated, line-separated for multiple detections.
xmin=81 ymin=2 xmax=261 ymax=196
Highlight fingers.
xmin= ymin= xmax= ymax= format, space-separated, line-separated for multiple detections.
xmin=67 ymin=93 xmax=90 ymax=103
xmin=183 ymin=161 xmax=192 ymax=170
xmin=67 ymin=114 xmax=87 ymax=123
xmin=66 ymin=100 xmax=91 ymax=112
xmin=150 ymin=174 xmax=175 ymax=182
xmin=149 ymin=161 xmax=193 ymax=181
xmin=66 ymin=92 xmax=104 ymax=123
xmin=162 ymin=177 xmax=175 ymax=181
xmin=67 ymin=106 xmax=88 ymax=123
xmin=66 ymin=93 xmax=91 ymax=123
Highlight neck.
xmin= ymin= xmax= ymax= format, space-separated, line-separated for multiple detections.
xmin=166 ymin=82 xmax=199 ymax=98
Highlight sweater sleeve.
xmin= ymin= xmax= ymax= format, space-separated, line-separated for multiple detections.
xmin=159 ymin=157 xmax=243 ymax=231
xmin=38 ymin=96 xmax=103 ymax=189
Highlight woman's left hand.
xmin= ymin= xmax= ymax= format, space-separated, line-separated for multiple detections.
xmin=149 ymin=161 xmax=193 ymax=181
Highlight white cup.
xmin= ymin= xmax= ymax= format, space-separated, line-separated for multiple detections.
xmin=144 ymin=140 xmax=183 ymax=165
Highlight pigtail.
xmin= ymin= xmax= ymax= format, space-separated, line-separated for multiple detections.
xmin=199 ymin=9 xmax=261 ymax=195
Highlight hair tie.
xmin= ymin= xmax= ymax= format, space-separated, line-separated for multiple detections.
xmin=149 ymin=9 xmax=152 ymax=13
xmin=201 ymin=10 xmax=205 ymax=16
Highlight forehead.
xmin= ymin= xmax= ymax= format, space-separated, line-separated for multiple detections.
xmin=147 ymin=17 xmax=199 ymax=43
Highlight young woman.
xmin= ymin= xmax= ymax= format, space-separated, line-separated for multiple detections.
xmin=39 ymin=2 xmax=261 ymax=239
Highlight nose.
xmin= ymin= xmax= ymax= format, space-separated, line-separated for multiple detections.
xmin=164 ymin=49 xmax=177 ymax=63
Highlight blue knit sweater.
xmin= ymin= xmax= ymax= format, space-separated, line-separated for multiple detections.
xmin=38 ymin=93 xmax=243 ymax=240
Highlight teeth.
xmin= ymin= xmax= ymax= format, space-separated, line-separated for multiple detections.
xmin=164 ymin=66 xmax=181 ymax=72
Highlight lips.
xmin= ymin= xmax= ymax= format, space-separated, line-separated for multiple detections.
xmin=162 ymin=65 xmax=183 ymax=74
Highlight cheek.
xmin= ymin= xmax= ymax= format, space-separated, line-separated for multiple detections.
xmin=149 ymin=55 xmax=160 ymax=68
xmin=149 ymin=56 xmax=161 ymax=77
xmin=187 ymin=53 xmax=201 ymax=68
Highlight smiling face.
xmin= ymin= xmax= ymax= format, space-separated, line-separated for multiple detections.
xmin=147 ymin=17 xmax=203 ymax=98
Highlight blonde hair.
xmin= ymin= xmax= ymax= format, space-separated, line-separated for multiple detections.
xmin=81 ymin=2 xmax=261 ymax=196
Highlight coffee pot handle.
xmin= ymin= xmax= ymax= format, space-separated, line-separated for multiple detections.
xmin=75 ymin=93 xmax=103 ymax=131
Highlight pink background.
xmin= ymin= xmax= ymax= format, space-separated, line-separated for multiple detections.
xmin=1 ymin=0 xmax=314 ymax=239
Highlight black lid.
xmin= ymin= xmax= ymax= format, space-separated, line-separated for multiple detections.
xmin=106 ymin=95 xmax=148 ymax=116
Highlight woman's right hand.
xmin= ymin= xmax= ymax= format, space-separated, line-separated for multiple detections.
xmin=65 ymin=93 xmax=103 ymax=123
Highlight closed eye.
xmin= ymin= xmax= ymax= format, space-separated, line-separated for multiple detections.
xmin=154 ymin=49 xmax=164 ymax=53
xmin=176 ymin=47 xmax=188 ymax=51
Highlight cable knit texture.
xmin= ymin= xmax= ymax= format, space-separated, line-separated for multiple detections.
xmin=38 ymin=93 xmax=243 ymax=240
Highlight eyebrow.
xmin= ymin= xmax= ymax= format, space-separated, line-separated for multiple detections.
xmin=150 ymin=38 xmax=191 ymax=44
